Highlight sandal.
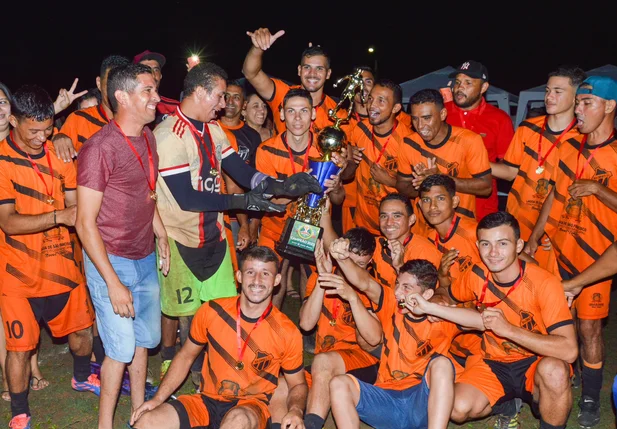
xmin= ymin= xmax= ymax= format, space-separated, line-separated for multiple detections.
xmin=30 ymin=376 xmax=50 ymax=391
xmin=1 ymin=390 xmax=9 ymax=401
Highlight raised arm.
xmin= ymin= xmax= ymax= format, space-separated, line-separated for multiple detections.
xmin=329 ymin=238 xmax=382 ymax=304
xmin=242 ymin=28 xmax=285 ymax=101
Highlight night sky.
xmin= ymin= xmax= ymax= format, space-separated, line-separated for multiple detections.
xmin=2 ymin=2 xmax=616 ymax=107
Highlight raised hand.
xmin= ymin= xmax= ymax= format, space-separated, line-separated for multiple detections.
xmin=246 ymin=28 xmax=285 ymax=51
xmin=54 ymin=78 xmax=88 ymax=114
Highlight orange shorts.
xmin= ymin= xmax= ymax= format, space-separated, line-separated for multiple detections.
xmin=449 ymin=332 xmax=483 ymax=363
xmin=171 ymin=394 xmax=270 ymax=429
xmin=305 ymin=348 xmax=379 ymax=387
xmin=342 ymin=205 xmax=357 ymax=234
xmin=0 ymin=283 xmax=94 ymax=352
xmin=456 ymin=355 xmax=571 ymax=406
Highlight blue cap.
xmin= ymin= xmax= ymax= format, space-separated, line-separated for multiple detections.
xmin=576 ymin=76 xmax=617 ymax=101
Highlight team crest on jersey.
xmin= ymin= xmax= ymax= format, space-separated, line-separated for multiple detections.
xmin=391 ymin=370 xmax=409 ymax=380
xmin=341 ymin=302 xmax=354 ymax=325
xmin=592 ymin=168 xmax=612 ymax=186
xmin=321 ymin=335 xmax=336 ymax=351
xmin=519 ymin=310 xmax=537 ymax=331
xmin=368 ymin=178 xmax=381 ymax=197
xmin=565 ymin=197 xmax=583 ymax=220
xmin=534 ymin=179 xmax=550 ymax=197
xmin=383 ymin=155 xmax=398 ymax=172
xmin=252 ymin=351 xmax=273 ymax=372
xmin=457 ymin=256 xmax=473 ymax=273
xmin=447 ymin=162 xmax=460 ymax=177
xmin=218 ymin=380 xmax=240 ymax=396
xmin=415 ymin=339 xmax=434 ymax=357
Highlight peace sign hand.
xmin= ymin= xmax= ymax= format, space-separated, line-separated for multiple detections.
xmin=53 ymin=78 xmax=88 ymax=114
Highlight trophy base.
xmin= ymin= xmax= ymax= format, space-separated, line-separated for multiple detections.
xmin=275 ymin=218 xmax=323 ymax=261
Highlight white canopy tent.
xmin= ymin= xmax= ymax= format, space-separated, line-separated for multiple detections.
xmin=514 ymin=64 xmax=617 ymax=128
xmin=399 ymin=66 xmax=518 ymax=120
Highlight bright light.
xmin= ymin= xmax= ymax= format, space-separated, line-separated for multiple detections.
xmin=368 ymin=47 xmax=375 ymax=53
xmin=190 ymin=54 xmax=199 ymax=62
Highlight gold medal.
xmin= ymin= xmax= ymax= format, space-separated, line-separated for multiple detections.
xmin=536 ymin=166 xmax=544 ymax=174
xmin=235 ymin=361 xmax=244 ymax=370
xmin=210 ymin=168 xmax=218 ymax=177
xmin=476 ymin=303 xmax=487 ymax=312
xmin=329 ymin=319 xmax=337 ymax=326
xmin=47 ymin=197 xmax=55 ymax=205
xmin=149 ymin=190 xmax=158 ymax=201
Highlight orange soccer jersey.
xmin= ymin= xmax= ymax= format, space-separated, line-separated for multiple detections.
xmin=427 ymin=216 xmax=482 ymax=285
xmin=255 ymin=132 xmax=322 ymax=244
xmin=375 ymin=286 xmax=460 ymax=390
xmin=0 ymin=135 xmax=84 ymax=298
xmin=398 ymin=125 xmax=491 ymax=237
xmin=351 ymin=120 xmax=412 ymax=235
xmin=503 ymin=116 xmax=581 ymax=241
xmin=372 ymin=234 xmax=442 ymax=288
xmin=59 ymin=105 xmax=110 ymax=151
xmin=450 ymin=261 xmax=573 ymax=363
xmin=189 ymin=296 xmax=303 ymax=403
xmin=546 ymin=134 xmax=617 ymax=277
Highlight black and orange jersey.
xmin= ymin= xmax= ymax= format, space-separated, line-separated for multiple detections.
xmin=189 ymin=296 xmax=303 ymax=403
xmin=372 ymin=234 xmax=442 ymax=288
xmin=351 ymin=120 xmax=413 ymax=235
xmin=545 ymin=132 xmax=617 ymax=276
xmin=397 ymin=111 xmax=412 ymax=130
xmin=59 ymin=105 xmax=110 ymax=152
xmin=304 ymin=272 xmax=380 ymax=356
xmin=375 ymin=286 xmax=460 ymax=390
xmin=426 ymin=216 xmax=482 ymax=285
xmin=267 ymin=79 xmax=347 ymax=135
xmin=503 ymin=116 xmax=581 ymax=241
xmin=219 ymin=121 xmax=261 ymax=168
xmin=450 ymin=261 xmax=573 ymax=363
xmin=398 ymin=125 xmax=491 ymax=237
xmin=255 ymin=132 xmax=322 ymax=243
xmin=0 ymin=135 xmax=83 ymax=298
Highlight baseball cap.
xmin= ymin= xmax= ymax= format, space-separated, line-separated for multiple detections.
xmin=576 ymin=76 xmax=617 ymax=101
xmin=449 ymin=60 xmax=489 ymax=81
xmin=133 ymin=50 xmax=166 ymax=68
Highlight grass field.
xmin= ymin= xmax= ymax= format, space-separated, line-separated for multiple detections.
xmin=2 ymin=287 xmax=616 ymax=428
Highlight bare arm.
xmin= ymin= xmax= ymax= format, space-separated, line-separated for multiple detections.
xmin=490 ymin=161 xmax=518 ymax=181
xmin=409 ymin=294 xmax=484 ymax=330
xmin=564 ymin=242 xmax=617 ymax=294
xmin=298 ymin=285 xmax=325 ymax=332
xmin=242 ymin=29 xmax=285 ymax=101
xmin=331 ymin=255 xmax=382 ymax=304
xmin=347 ymin=293 xmax=382 ymax=346
xmin=0 ymin=201 xmax=76 ymax=235
xmin=525 ymin=188 xmax=554 ymax=255
xmin=396 ymin=174 xmax=419 ymax=198
xmin=280 ymin=370 xmax=308 ymax=428
xmin=452 ymin=175 xmax=492 ymax=197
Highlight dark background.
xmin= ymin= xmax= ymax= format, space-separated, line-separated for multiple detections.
xmin=2 ymin=1 xmax=616 ymax=104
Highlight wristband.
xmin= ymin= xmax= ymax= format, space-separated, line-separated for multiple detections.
xmin=53 ymin=210 xmax=57 ymax=226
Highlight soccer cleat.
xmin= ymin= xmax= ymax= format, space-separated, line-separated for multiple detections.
xmin=578 ymin=395 xmax=600 ymax=428
xmin=160 ymin=359 xmax=172 ymax=382
xmin=72 ymin=373 xmax=101 ymax=396
xmin=492 ymin=398 xmax=522 ymax=429
xmin=8 ymin=413 xmax=31 ymax=429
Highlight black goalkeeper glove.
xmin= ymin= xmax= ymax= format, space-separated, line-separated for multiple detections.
xmin=265 ymin=172 xmax=322 ymax=198
xmin=229 ymin=180 xmax=287 ymax=213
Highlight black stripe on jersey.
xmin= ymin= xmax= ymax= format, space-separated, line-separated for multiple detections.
xmin=74 ymin=110 xmax=107 ymax=128
xmin=321 ymin=304 xmax=334 ymax=320
xmin=358 ymin=122 xmax=373 ymax=142
xmin=455 ymin=206 xmax=475 ymax=219
xmin=40 ymin=268 xmax=80 ymax=289
xmin=0 ymin=155 xmax=62 ymax=179
xmin=6 ymin=264 xmax=34 ymax=285
xmin=281 ymin=363 xmax=304 ymax=374
xmin=485 ymin=280 xmax=523 ymax=314
xmin=261 ymin=145 xmax=305 ymax=166
xmin=523 ymin=145 xmax=540 ymax=163
xmin=77 ymin=135 xmax=87 ymax=144
xmin=557 ymin=159 xmax=576 ymax=181
xmin=13 ymin=183 xmax=54 ymax=204
xmin=563 ymin=137 xmax=583 ymax=151
xmin=207 ymin=332 xmax=245 ymax=373
xmin=503 ymin=159 xmax=520 ymax=169
xmin=586 ymin=209 xmax=615 ymax=244
xmin=553 ymin=188 xmax=567 ymax=205
xmin=189 ymin=332 xmax=206 ymax=346
xmin=552 ymin=242 xmax=580 ymax=276
xmin=471 ymin=169 xmax=491 ymax=178
xmin=401 ymin=137 xmax=451 ymax=170
xmin=546 ymin=319 xmax=574 ymax=333
xmin=0 ymin=199 xmax=15 ymax=205
xmin=4 ymin=235 xmax=41 ymax=259
xmin=572 ymin=234 xmax=602 ymax=261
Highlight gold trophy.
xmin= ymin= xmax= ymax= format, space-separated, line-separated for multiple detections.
xmin=276 ymin=68 xmax=366 ymax=261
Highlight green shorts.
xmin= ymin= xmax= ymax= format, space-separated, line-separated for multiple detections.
xmin=158 ymin=238 xmax=238 ymax=317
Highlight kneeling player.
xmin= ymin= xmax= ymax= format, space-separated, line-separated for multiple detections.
xmin=130 ymin=246 xmax=307 ymax=429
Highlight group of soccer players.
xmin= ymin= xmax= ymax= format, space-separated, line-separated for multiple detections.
xmin=1 ymin=25 xmax=617 ymax=429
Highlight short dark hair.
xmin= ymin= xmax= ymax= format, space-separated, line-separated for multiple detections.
xmin=342 ymin=227 xmax=376 ymax=257
xmin=239 ymin=246 xmax=280 ymax=272
xmin=183 ymin=62 xmax=228 ymax=97
xmin=373 ymin=79 xmax=402 ymax=106
xmin=100 ymin=55 xmax=130 ymax=79
xmin=548 ymin=65 xmax=587 ymax=89
xmin=301 ymin=45 xmax=330 ymax=69
xmin=409 ymin=88 xmax=444 ymax=110
xmin=227 ymin=80 xmax=246 ymax=95
xmin=283 ymin=88 xmax=313 ymax=108
xmin=398 ymin=259 xmax=438 ymax=291
xmin=477 ymin=211 xmax=521 ymax=241
xmin=106 ymin=63 xmax=153 ymax=113
xmin=0 ymin=82 xmax=13 ymax=103
xmin=77 ymin=88 xmax=101 ymax=109
xmin=380 ymin=192 xmax=413 ymax=216
xmin=11 ymin=85 xmax=55 ymax=122
xmin=418 ymin=174 xmax=456 ymax=198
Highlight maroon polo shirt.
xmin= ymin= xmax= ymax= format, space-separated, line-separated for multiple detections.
xmin=78 ymin=122 xmax=159 ymax=260
xmin=445 ymin=98 xmax=514 ymax=220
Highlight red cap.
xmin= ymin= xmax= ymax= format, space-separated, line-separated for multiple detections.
xmin=133 ymin=50 xmax=166 ymax=68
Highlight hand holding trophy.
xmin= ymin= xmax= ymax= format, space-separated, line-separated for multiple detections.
xmin=276 ymin=68 xmax=366 ymax=261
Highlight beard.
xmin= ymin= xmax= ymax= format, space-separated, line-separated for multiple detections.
xmin=455 ymin=91 xmax=482 ymax=109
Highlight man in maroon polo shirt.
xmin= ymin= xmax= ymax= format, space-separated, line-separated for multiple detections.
xmin=445 ymin=60 xmax=514 ymax=220
xmin=134 ymin=49 xmax=180 ymax=125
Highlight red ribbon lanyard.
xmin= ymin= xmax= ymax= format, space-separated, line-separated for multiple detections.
xmin=113 ymin=121 xmax=156 ymax=194
xmin=283 ymin=132 xmax=312 ymax=174
xmin=434 ymin=215 xmax=458 ymax=248
xmin=236 ymin=298 xmax=272 ymax=366
xmin=15 ymin=131 xmax=55 ymax=205
xmin=537 ymin=117 xmax=577 ymax=169
xmin=576 ymin=131 xmax=616 ymax=180
xmin=372 ymin=121 xmax=397 ymax=165
xmin=99 ymin=105 xmax=111 ymax=123
xmin=476 ymin=262 xmax=524 ymax=309
xmin=184 ymin=118 xmax=218 ymax=173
